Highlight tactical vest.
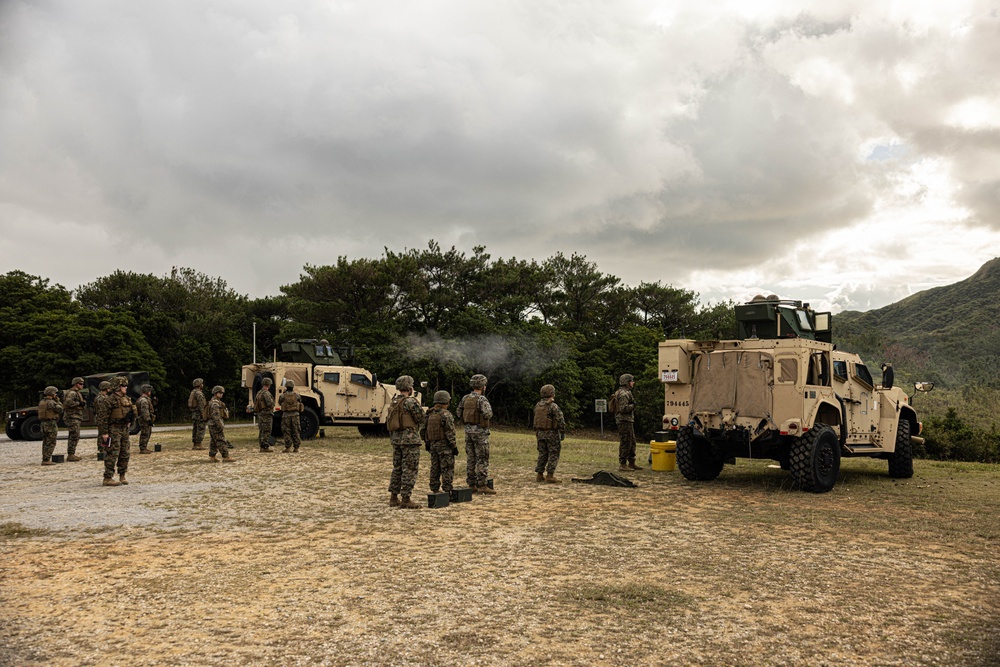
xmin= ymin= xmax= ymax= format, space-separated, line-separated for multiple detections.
xmin=254 ymin=390 xmax=272 ymax=412
xmin=278 ymin=392 xmax=300 ymax=413
xmin=138 ymin=396 xmax=155 ymax=421
xmin=188 ymin=390 xmax=201 ymax=409
xmin=110 ymin=395 xmax=132 ymax=421
xmin=534 ymin=402 xmax=558 ymax=430
xmin=462 ymin=394 xmax=490 ymax=428
xmin=63 ymin=389 xmax=84 ymax=418
xmin=38 ymin=399 xmax=60 ymax=420
xmin=425 ymin=410 xmax=445 ymax=441
xmin=387 ymin=398 xmax=417 ymax=432
xmin=208 ymin=399 xmax=229 ymax=421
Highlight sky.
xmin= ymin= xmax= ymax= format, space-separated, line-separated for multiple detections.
xmin=2 ymin=0 xmax=999 ymax=313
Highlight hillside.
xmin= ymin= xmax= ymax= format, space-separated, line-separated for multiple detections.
xmin=836 ymin=257 xmax=1000 ymax=388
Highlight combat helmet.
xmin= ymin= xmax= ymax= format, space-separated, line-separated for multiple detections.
xmin=212 ymin=385 xmax=225 ymax=395
xmin=140 ymin=384 xmax=152 ymax=394
xmin=193 ymin=378 xmax=204 ymax=388
xmin=470 ymin=374 xmax=488 ymax=389
xmin=284 ymin=379 xmax=295 ymax=389
xmin=540 ymin=384 xmax=555 ymax=398
xmin=44 ymin=386 xmax=58 ymax=396
xmin=433 ymin=390 xmax=451 ymax=405
xmin=71 ymin=376 xmax=84 ymax=386
xmin=619 ymin=373 xmax=634 ymax=386
xmin=395 ymin=375 xmax=414 ymax=391
xmin=262 ymin=377 xmax=273 ymax=386
xmin=113 ymin=376 xmax=129 ymax=389
xmin=98 ymin=380 xmax=111 ymax=391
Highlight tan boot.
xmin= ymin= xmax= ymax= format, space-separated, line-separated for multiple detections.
xmin=619 ymin=464 xmax=629 ymax=471
xmin=41 ymin=460 xmax=56 ymax=466
xmin=628 ymin=462 xmax=643 ymax=470
xmin=398 ymin=496 xmax=420 ymax=509
xmin=119 ymin=474 xmax=129 ymax=485
xmin=139 ymin=448 xmax=151 ymax=454
xmin=545 ymin=473 xmax=561 ymax=484
xmin=389 ymin=493 xmax=400 ymax=507
xmin=535 ymin=472 xmax=545 ymax=482
xmin=192 ymin=444 xmax=206 ymax=450
xmin=209 ymin=455 xmax=219 ymax=463
xmin=222 ymin=457 xmax=236 ymax=463
xmin=66 ymin=454 xmax=82 ymax=462
xmin=478 ymin=485 xmax=496 ymax=495
xmin=283 ymin=447 xmax=291 ymax=453
xmin=103 ymin=477 xmax=121 ymax=487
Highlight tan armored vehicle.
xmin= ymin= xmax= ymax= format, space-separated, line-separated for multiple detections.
xmin=658 ymin=297 xmax=933 ymax=492
xmin=241 ymin=340 xmax=420 ymax=439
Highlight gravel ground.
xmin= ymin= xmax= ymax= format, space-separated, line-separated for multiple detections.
xmin=1 ymin=427 xmax=998 ymax=667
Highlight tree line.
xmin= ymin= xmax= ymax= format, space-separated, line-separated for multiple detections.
xmin=2 ymin=242 xmax=735 ymax=434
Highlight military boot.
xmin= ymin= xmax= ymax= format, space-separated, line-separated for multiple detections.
xmin=41 ymin=459 xmax=55 ymax=466
xmin=192 ymin=444 xmax=206 ymax=450
xmin=389 ymin=493 xmax=400 ymax=507
xmin=139 ymin=448 xmax=151 ymax=454
xmin=119 ymin=474 xmax=129 ymax=485
xmin=619 ymin=463 xmax=629 ymax=471
xmin=223 ymin=456 xmax=236 ymax=463
xmin=545 ymin=473 xmax=561 ymax=484
xmin=103 ymin=477 xmax=121 ymax=487
xmin=478 ymin=485 xmax=496 ymax=495
xmin=209 ymin=455 xmax=219 ymax=463
xmin=66 ymin=454 xmax=82 ymax=462
xmin=535 ymin=472 xmax=545 ymax=482
xmin=283 ymin=447 xmax=291 ymax=453
xmin=398 ymin=496 xmax=420 ymax=509
xmin=627 ymin=462 xmax=643 ymax=470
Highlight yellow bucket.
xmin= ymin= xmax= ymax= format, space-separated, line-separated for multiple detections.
xmin=650 ymin=440 xmax=676 ymax=472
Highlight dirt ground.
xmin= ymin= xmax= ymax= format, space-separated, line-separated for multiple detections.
xmin=1 ymin=426 xmax=999 ymax=666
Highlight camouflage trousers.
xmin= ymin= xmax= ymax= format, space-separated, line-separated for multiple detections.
xmin=191 ymin=413 xmax=206 ymax=446
xmin=209 ymin=424 xmax=230 ymax=458
xmin=389 ymin=443 xmax=421 ymax=496
xmin=281 ymin=413 xmax=301 ymax=450
xmin=256 ymin=413 xmax=273 ymax=448
xmin=464 ymin=429 xmax=491 ymax=488
xmin=105 ymin=422 xmax=131 ymax=479
xmin=65 ymin=416 xmax=82 ymax=456
xmin=617 ymin=420 xmax=636 ymax=464
xmin=138 ymin=421 xmax=153 ymax=450
xmin=41 ymin=420 xmax=59 ymax=460
xmin=429 ymin=441 xmax=457 ymax=492
xmin=535 ymin=431 xmax=562 ymax=475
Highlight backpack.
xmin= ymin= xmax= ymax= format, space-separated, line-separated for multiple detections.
xmin=608 ymin=390 xmax=619 ymax=415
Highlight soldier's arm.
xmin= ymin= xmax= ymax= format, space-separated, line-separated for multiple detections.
xmin=455 ymin=399 xmax=464 ymax=420
xmin=479 ymin=396 xmax=493 ymax=420
xmin=554 ymin=404 xmax=566 ymax=430
xmin=55 ymin=401 xmax=64 ymax=416
xmin=444 ymin=412 xmax=457 ymax=448
xmin=406 ymin=399 xmax=424 ymax=426
xmin=619 ymin=391 xmax=635 ymax=416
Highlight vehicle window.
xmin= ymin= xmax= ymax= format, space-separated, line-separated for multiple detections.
xmin=853 ymin=363 xmax=874 ymax=389
xmin=777 ymin=358 xmax=798 ymax=383
xmin=833 ymin=360 xmax=848 ymax=381
xmin=807 ymin=353 xmax=830 ymax=386
xmin=350 ymin=373 xmax=372 ymax=387
xmin=323 ymin=372 xmax=341 ymax=384
xmin=794 ymin=310 xmax=813 ymax=331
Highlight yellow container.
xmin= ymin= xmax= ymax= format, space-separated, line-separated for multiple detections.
xmin=650 ymin=440 xmax=677 ymax=472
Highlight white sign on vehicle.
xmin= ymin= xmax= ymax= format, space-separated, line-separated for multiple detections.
xmin=594 ymin=399 xmax=607 ymax=413
xmin=661 ymin=370 xmax=679 ymax=383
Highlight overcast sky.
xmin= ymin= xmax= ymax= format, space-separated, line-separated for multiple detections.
xmin=2 ymin=0 xmax=999 ymax=313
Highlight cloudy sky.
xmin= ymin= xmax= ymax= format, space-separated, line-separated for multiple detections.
xmin=2 ymin=0 xmax=999 ymax=312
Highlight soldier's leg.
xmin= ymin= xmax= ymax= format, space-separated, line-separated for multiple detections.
xmin=546 ymin=437 xmax=562 ymax=475
xmin=258 ymin=418 xmax=269 ymax=449
xmin=209 ymin=426 xmax=220 ymax=458
xmin=475 ymin=437 xmax=491 ymax=488
xmin=139 ymin=423 xmax=152 ymax=451
xmin=192 ymin=416 xmax=206 ymax=448
xmin=282 ymin=414 xmax=292 ymax=450
xmin=618 ymin=421 xmax=630 ymax=465
xmin=219 ymin=427 xmax=230 ymax=458
xmin=400 ymin=445 xmax=420 ymax=498
xmin=465 ymin=435 xmax=477 ymax=488
xmin=389 ymin=443 xmax=403 ymax=494
xmin=429 ymin=448 xmax=441 ymax=492
xmin=535 ymin=436 xmax=548 ymax=474
xmin=41 ymin=422 xmax=57 ymax=462
xmin=104 ymin=432 xmax=120 ymax=479
xmin=440 ymin=450 xmax=455 ymax=492
xmin=291 ymin=416 xmax=301 ymax=450
xmin=625 ymin=424 xmax=637 ymax=464
xmin=118 ymin=431 xmax=131 ymax=475
xmin=66 ymin=418 xmax=81 ymax=457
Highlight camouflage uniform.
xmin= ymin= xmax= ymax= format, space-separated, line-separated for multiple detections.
xmin=534 ymin=393 xmax=566 ymax=477
xmin=208 ymin=393 xmax=231 ymax=459
xmin=62 ymin=380 xmax=85 ymax=458
xmin=388 ymin=392 xmax=425 ymax=498
xmin=189 ymin=383 xmax=208 ymax=449
xmin=136 ymin=392 xmax=155 ymax=452
xmin=38 ymin=390 xmax=64 ymax=464
xmin=615 ymin=375 xmax=637 ymax=467
xmin=254 ymin=385 xmax=275 ymax=450
xmin=457 ymin=378 xmax=493 ymax=490
xmin=94 ymin=384 xmax=112 ymax=455
xmin=105 ymin=380 xmax=134 ymax=482
xmin=278 ymin=387 xmax=302 ymax=451
xmin=421 ymin=399 xmax=457 ymax=493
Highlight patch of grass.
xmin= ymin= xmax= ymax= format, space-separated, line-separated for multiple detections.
xmin=0 ymin=522 xmax=50 ymax=538
xmin=565 ymin=582 xmax=695 ymax=611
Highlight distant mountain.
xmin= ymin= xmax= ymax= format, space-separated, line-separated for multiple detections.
xmin=835 ymin=258 xmax=1000 ymax=388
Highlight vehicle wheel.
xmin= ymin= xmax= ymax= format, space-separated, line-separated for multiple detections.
xmin=358 ymin=424 xmax=390 ymax=438
xmin=299 ymin=407 xmax=320 ymax=440
xmin=20 ymin=416 xmax=43 ymax=441
xmin=887 ymin=419 xmax=913 ymax=479
xmin=789 ymin=424 xmax=840 ymax=493
xmin=5 ymin=420 xmax=21 ymax=440
xmin=676 ymin=426 xmax=724 ymax=481
xmin=129 ymin=421 xmax=142 ymax=435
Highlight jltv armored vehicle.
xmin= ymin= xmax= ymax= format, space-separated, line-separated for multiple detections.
xmin=242 ymin=339 xmax=420 ymax=440
xmin=658 ymin=296 xmax=932 ymax=492
xmin=6 ymin=372 xmax=149 ymax=440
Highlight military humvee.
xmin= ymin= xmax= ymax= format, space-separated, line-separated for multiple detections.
xmin=241 ymin=339 xmax=420 ymax=440
xmin=5 ymin=372 xmax=149 ymax=441
xmin=658 ymin=296 xmax=933 ymax=492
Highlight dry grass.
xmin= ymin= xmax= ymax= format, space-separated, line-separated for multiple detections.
xmin=1 ymin=426 xmax=999 ymax=666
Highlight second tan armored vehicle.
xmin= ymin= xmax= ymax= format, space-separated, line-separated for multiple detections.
xmin=242 ymin=340 xmax=420 ymax=440
xmin=658 ymin=297 xmax=933 ymax=492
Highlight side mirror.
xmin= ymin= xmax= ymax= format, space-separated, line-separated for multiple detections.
xmin=914 ymin=382 xmax=934 ymax=392
xmin=420 ymin=381 xmax=428 ymax=388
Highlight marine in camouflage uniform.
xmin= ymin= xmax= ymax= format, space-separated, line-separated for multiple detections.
xmin=62 ymin=377 xmax=86 ymax=461
xmin=278 ymin=381 xmax=302 ymax=452
xmin=136 ymin=384 xmax=155 ymax=453
xmin=457 ymin=374 xmax=495 ymax=494
xmin=534 ymin=384 xmax=566 ymax=483
xmin=615 ymin=373 xmax=642 ymax=470
xmin=254 ymin=378 xmax=275 ymax=452
xmin=189 ymin=379 xmax=208 ymax=450
xmin=38 ymin=386 xmax=64 ymax=466
xmin=207 ymin=386 xmax=234 ymax=462
xmin=94 ymin=380 xmax=112 ymax=456
xmin=387 ymin=376 xmax=425 ymax=509
xmin=103 ymin=377 xmax=134 ymax=486
xmin=420 ymin=390 xmax=457 ymax=494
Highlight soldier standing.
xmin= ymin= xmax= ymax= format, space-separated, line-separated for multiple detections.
xmin=38 ymin=386 xmax=64 ymax=466
xmin=254 ymin=377 xmax=275 ymax=452
xmin=534 ymin=384 xmax=566 ymax=483
xmin=278 ymin=380 xmax=302 ymax=452
xmin=421 ymin=390 xmax=457 ymax=495
xmin=615 ymin=373 xmax=642 ymax=471
xmin=208 ymin=385 xmax=235 ymax=462
xmin=387 ymin=376 xmax=425 ymax=508
xmin=94 ymin=380 xmax=112 ymax=457
xmin=103 ymin=377 xmax=134 ymax=486
xmin=63 ymin=377 xmax=85 ymax=462
xmin=457 ymin=374 xmax=495 ymax=494
xmin=189 ymin=378 xmax=208 ymax=450
xmin=136 ymin=384 xmax=155 ymax=454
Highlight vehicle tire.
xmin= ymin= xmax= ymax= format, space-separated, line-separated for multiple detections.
xmin=5 ymin=420 xmax=21 ymax=440
xmin=20 ymin=416 xmax=43 ymax=441
xmin=299 ymin=407 xmax=320 ymax=440
xmin=358 ymin=424 xmax=390 ymax=438
xmin=789 ymin=424 xmax=840 ymax=493
xmin=887 ymin=419 xmax=913 ymax=479
xmin=129 ymin=421 xmax=142 ymax=435
xmin=676 ymin=426 xmax=724 ymax=481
